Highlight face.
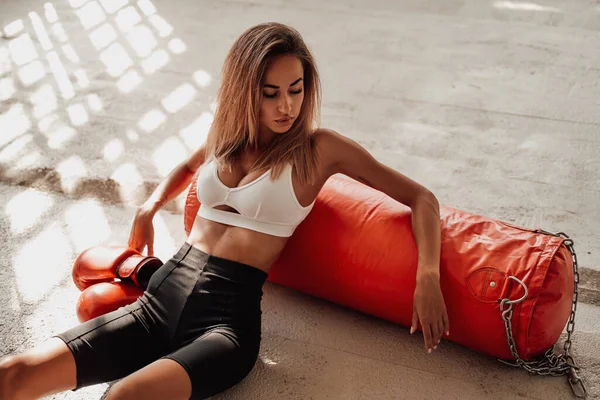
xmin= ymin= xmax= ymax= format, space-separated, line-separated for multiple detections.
xmin=259 ymin=55 xmax=305 ymax=134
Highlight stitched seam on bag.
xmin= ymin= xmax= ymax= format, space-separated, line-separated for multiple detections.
xmin=466 ymin=268 xmax=505 ymax=303
xmin=482 ymin=270 xmax=490 ymax=300
xmin=523 ymin=235 xmax=563 ymax=355
xmin=521 ymin=235 xmax=551 ymax=354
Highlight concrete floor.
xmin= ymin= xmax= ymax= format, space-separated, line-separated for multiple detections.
xmin=0 ymin=0 xmax=599 ymax=398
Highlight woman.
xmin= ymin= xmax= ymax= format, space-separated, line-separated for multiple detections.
xmin=0 ymin=22 xmax=448 ymax=400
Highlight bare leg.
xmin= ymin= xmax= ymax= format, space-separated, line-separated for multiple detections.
xmin=105 ymin=359 xmax=192 ymax=400
xmin=0 ymin=337 xmax=77 ymax=400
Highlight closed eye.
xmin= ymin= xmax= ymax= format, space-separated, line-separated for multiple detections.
xmin=263 ymin=89 xmax=303 ymax=99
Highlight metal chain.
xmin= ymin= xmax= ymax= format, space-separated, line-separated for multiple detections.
xmin=498 ymin=230 xmax=587 ymax=398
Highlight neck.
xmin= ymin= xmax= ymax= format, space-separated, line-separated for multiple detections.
xmin=256 ymin=125 xmax=277 ymax=149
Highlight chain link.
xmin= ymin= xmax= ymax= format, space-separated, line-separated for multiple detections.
xmin=498 ymin=230 xmax=587 ymax=398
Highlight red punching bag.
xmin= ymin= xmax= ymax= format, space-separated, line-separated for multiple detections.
xmin=184 ymin=174 xmax=576 ymax=362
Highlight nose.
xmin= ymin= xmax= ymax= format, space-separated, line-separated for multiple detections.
xmin=277 ymin=93 xmax=292 ymax=115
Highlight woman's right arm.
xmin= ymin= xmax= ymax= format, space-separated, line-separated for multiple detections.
xmin=128 ymin=143 xmax=207 ymax=255
xmin=139 ymin=143 xmax=208 ymax=216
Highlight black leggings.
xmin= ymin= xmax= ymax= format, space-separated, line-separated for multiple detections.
xmin=54 ymin=242 xmax=268 ymax=399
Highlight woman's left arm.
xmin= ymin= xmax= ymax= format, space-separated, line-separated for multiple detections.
xmin=316 ymin=129 xmax=449 ymax=353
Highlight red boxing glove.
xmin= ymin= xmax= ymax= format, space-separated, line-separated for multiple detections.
xmin=76 ymin=281 xmax=144 ymax=322
xmin=72 ymin=246 xmax=163 ymax=291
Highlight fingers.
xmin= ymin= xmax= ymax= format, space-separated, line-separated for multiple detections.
xmin=410 ymin=309 xmax=418 ymax=335
xmin=128 ymin=225 xmax=143 ymax=252
xmin=127 ymin=226 xmax=137 ymax=249
xmin=431 ymin=320 xmax=441 ymax=347
xmin=436 ymin=320 xmax=446 ymax=345
xmin=421 ymin=319 xmax=433 ymax=352
xmin=421 ymin=320 xmax=449 ymax=353
xmin=129 ymin=236 xmax=144 ymax=253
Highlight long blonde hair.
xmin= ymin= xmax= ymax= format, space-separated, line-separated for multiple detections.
xmin=205 ymin=22 xmax=322 ymax=184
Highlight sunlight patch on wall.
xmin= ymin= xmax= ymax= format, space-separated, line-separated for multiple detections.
xmin=15 ymin=151 xmax=41 ymax=170
xmin=148 ymin=14 xmax=172 ymax=37
xmin=111 ymin=162 xmax=145 ymax=204
xmin=87 ymin=93 xmax=103 ymax=112
xmin=126 ymin=128 xmax=140 ymax=142
xmin=67 ymin=103 xmax=89 ymax=126
xmin=141 ymin=49 xmax=169 ymax=74
xmin=137 ymin=0 xmax=157 ymax=16
xmin=127 ymin=24 xmax=158 ymax=57
xmin=0 ymin=46 xmax=11 ymax=76
xmin=4 ymin=19 xmax=24 ymax=36
xmin=6 ymin=189 xmax=54 ymax=235
xmin=168 ymin=38 xmax=186 ymax=54
xmin=29 ymin=12 xmax=53 ymax=51
xmin=62 ymin=44 xmax=80 ymax=63
xmin=57 ymin=156 xmax=89 ymax=193
xmin=100 ymin=42 xmax=133 ymax=76
xmin=0 ymin=77 xmax=16 ymax=101
xmin=493 ymin=1 xmax=561 ymax=12
xmin=14 ymin=225 xmax=72 ymax=302
xmin=99 ymin=0 xmax=129 ymax=14
xmin=47 ymin=50 xmax=75 ymax=99
xmin=179 ymin=112 xmax=213 ymax=149
xmin=38 ymin=112 xmax=59 ymax=132
xmin=138 ymin=108 xmax=166 ymax=132
xmin=115 ymin=6 xmax=142 ymax=33
xmin=193 ymin=70 xmax=212 ymax=88
xmin=153 ymin=137 xmax=188 ymax=177
xmin=2 ymin=0 xmax=199 ymax=216
xmin=65 ymin=200 xmax=112 ymax=252
xmin=104 ymin=138 xmax=125 ymax=161
xmin=74 ymin=68 xmax=89 ymax=87
xmin=44 ymin=121 xmax=77 ymax=149
xmin=9 ymin=33 xmax=38 ymax=66
xmin=51 ymin=22 xmax=69 ymax=42
xmin=117 ymin=69 xmax=143 ymax=92
xmin=18 ymin=60 xmax=46 ymax=86
xmin=162 ymin=83 xmax=196 ymax=113
xmin=44 ymin=3 xmax=59 ymax=23
xmin=90 ymin=23 xmax=118 ymax=50
xmin=0 ymin=104 xmax=31 ymax=147
xmin=111 ymin=162 xmax=143 ymax=185
xmin=30 ymin=83 xmax=58 ymax=118
xmin=76 ymin=1 xmax=107 ymax=30
xmin=0 ymin=134 xmax=33 ymax=163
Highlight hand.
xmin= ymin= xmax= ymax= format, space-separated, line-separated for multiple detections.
xmin=128 ymin=208 xmax=155 ymax=256
xmin=411 ymin=273 xmax=450 ymax=353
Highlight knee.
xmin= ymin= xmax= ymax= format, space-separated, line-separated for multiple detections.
xmin=0 ymin=355 xmax=27 ymax=400
xmin=105 ymin=380 xmax=139 ymax=400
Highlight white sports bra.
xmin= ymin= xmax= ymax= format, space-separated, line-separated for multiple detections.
xmin=195 ymin=160 xmax=316 ymax=237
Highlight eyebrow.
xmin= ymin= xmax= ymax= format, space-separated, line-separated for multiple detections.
xmin=264 ymin=77 xmax=303 ymax=89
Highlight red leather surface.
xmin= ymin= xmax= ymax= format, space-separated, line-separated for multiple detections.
xmin=184 ymin=174 xmax=573 ymax=361
xmin=76 ymin=281 xmax=144 ymax=323
xmin=72 ymin=246 xmax=139 ymax=291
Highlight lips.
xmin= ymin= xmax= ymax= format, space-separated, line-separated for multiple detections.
xmin=275 ymin=117 xmax=293 ymax=123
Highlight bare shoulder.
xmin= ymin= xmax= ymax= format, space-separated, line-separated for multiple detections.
xmin=312 ymin=128 xmax=430 ymax=207
xmin=312 ymin=128 xmax=378 ymax=176
xmin=312 ymin=128 xmax=346 ymax=154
